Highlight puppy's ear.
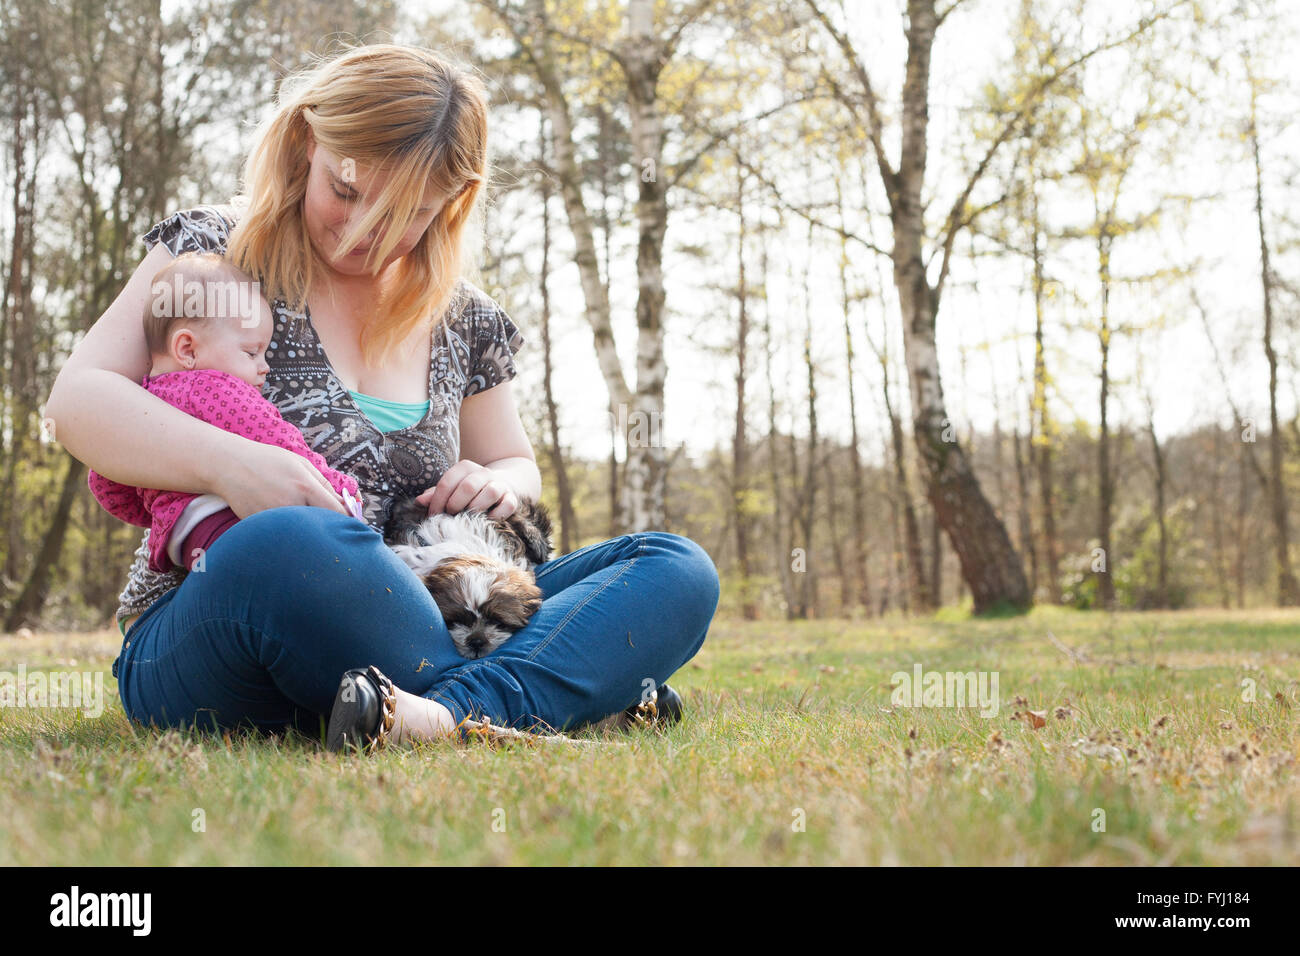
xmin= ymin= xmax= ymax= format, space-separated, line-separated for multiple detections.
xmin=482 ymin=570 xmax=544 ymax=629
xmin=383 ymin=496 xmax=428 ymax=545
xmin=504 ymin=498 xmax=554 ymax=565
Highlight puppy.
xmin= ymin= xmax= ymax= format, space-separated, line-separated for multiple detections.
xmin=383 ymin=496 xmax=555 ymax=659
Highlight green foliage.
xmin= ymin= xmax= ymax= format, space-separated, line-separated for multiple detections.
xmin=972 ymin=597 xmax=1034 ymax=619
xmin=1061 ymin=500 xmax=1195 ymax=610
xmin=1061 ymin=556 xmax=1101 ymax=611
xmin=717 ymin=567 xmax=777 ymax=616
xmin=1113 ymin=499 xmax=1195 ymax=610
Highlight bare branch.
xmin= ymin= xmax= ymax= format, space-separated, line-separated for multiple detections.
xmin=729 ymin=153 xmax=893 ymax=259
xmin=936 ymin=0 xmax=974 ymax=27
xmin=479 ymin=0 xmax=627 ymax=72
xmin=933 ymin=6 xmax=1181 ymax=302
xmin=662 ymin=0 xmax=724 ymax=62
xmin=1191 ymin=285 xmax=1269 ymax=492
xmin=930 ymin=190 xmax=1009 ymax=293
xmin=543 ymin=19 xmax=628 ymax=72
xmin=669 ymin=92 xmax=826 ymax=187
xmin=802 ymin=0 xmax=900 ymax=209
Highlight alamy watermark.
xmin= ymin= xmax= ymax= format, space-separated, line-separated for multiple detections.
xmin=0 ymin=665 xmax=105 ymax=718
xmin=49 ymin=886 xmax=150 ymax=936
xmin=151 ymin=274 xmax=265 ymax=328
xmin=890 ymin=663 xmax=1000 ymax=718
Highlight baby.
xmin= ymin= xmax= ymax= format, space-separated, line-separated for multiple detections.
xmin=88 ymin=252 xmax=365 ymax=573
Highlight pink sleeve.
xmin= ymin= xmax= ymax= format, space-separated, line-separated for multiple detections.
xmin=150 ymin=369 xmax=360 ymax=499
xmin=83 ymin=376 xmax=207 ymax=558
xmin=145 ymin=369 xmax=261 ymax=429
xmin=87 ymin=470 xmax=152 ymax=527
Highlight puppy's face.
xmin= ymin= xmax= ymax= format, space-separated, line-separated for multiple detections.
xmin=422 ymin=556 xmax=543 ymax=658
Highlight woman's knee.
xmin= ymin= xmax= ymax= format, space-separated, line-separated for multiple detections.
xmin=640 ymin=532 xmax=720 ymax=618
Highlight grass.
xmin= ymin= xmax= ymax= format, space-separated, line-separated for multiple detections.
xmin=1 ymin=605 xmax=1298 ymax=865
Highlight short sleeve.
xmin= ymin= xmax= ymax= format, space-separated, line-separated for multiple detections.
xmin=140 ymin=204 xmax=238 ymax=257
xmin=463 ymin=295 xmax=526 ymax=398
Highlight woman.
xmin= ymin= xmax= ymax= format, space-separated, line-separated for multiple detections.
xmin=45 ymin=43 xmax=719 ymax=749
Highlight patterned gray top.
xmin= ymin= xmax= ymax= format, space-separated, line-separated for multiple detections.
xmin=113 ymin=203 xmax=525 ymax=629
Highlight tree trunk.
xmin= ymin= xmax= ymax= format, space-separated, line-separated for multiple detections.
xmin=1145 ymin=400 xmax=1169 ymax=608
xmin=889 ymin=0 xmax=1030 ymax=613
xmin=619 ymin=0 xmax=670 ymax=532
xmin=928 ymin=507 xmax=941 ymax=607
xmin=762 ymin=236 xmax=796 ymax=619
xmin=1012 ymin=423 xmax=1035 ymax=598
xmin=985 ymin=336 xmax=1009 ymax=521
xmin=1209 ymin=428 xmax=1231 ymax=609
xmin=787 ymin=420 xmax=802 ymax=619
xmin=798 ymin=218 xmax=819 ymax=618
xmin=1236 ymin=438 xmax=1249 ymax=609
xmin=1096 ymin=230 xmax=1116 ymax=610
xmin=825 ymin=437 xmax=851 ymax=613
xmin=1248 ymin=75 xmax=1300 ymax=606
xmin=1029 ymin=170 xmax=1063 ymax=603
xmin=536 ymin=116 xmax=578 ymax=554
xmin=731 ymin=162 xmax=757 ymax=620
xmin=837 ymin=177 xmax=871 ymax=616
xmin=882 ymin=351 xmax=930 ymax=613
xmin=5 ymin=458 xmax=84 ymax=631
xmin=607 ymin=427 xmax=621 ymax=541
xmin=885 ymin=432 xmax=907 ymax=614
xmin=3 ymin=79 xmax=33 ymax=590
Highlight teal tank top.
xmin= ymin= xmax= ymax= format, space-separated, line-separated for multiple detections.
xmin=348 ymin=389 xmax=430 ymax=433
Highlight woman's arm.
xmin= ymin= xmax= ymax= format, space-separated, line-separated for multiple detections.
xmin=459 ymin=379 xmax=541 ymax=500
xmin=418 ymin=380 xmax=541 ymax=516
xmin=45 ymin=242 xmax=349 ymax=517
xmin=44 ymin=243 xmax=244 ymax=492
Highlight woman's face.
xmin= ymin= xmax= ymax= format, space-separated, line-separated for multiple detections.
xmin=303 ymin=133 xmax=453 ymax=278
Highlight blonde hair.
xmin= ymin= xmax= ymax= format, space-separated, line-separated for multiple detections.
xmin=225 ymin=43 xmax=490 ymax=366
xmin=143 ymin=252 xmax=265 ymax=357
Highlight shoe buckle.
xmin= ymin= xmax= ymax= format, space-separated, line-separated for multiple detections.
xmin=631 ymin=688 xmax=659 ymax=725
xmin=364 ymin=665 xmax=398 ymax=754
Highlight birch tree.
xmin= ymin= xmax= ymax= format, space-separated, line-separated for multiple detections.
xmin=483 ymin=0 xmax=762 ymax=532
xmin=803 ymin=0 xmax=1175 ymax=611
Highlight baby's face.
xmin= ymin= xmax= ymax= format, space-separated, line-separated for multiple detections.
xmin=197 ymin=296 xmax=273 ymax=388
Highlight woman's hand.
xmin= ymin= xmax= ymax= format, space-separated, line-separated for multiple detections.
xmin=213 ymin=441 xmax=351 ymax=519
xmin=416 ymin=459 xmax=518 ymax=519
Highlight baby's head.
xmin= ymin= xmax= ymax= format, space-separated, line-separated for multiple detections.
xmin=144 ymin=252 xmax=273 ymax=388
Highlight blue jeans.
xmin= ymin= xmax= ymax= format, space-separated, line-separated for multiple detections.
xmin=113 ymin=506 xmax=719 ymax=737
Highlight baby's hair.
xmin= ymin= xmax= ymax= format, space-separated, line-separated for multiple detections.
xmin=143 ymin=252 xmax=266 ymax=357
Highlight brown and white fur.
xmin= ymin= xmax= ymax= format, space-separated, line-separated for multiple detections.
xmin=383 ymin=497 xmax=555 ymax=659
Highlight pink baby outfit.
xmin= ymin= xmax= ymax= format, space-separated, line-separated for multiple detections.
xmin=88 ymin=368 xmax=364 ymax=573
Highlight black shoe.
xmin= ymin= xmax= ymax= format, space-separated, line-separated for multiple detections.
xmin=622 ymin=682 xmax=685 ymax=728
xmin=655 ymin=683 xmax=684 ymax=725
xmin=325 ymin=665 xmax=397 ymax=753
